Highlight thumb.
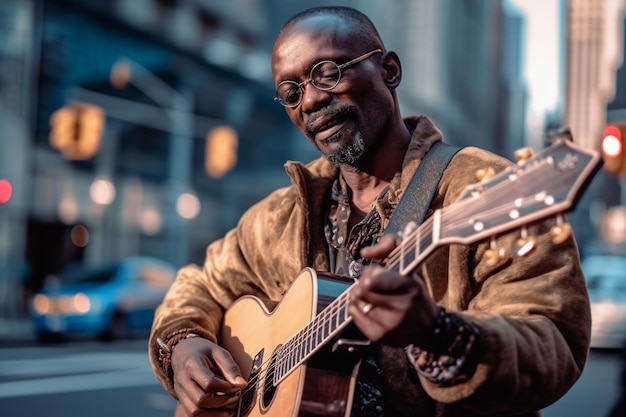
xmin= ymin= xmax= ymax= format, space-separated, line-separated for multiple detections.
xmin=217 ymin=353 xmax=247 ymax=387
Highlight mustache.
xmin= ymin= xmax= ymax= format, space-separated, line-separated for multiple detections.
xmin=304 ymin=106 xmax=357 ymax=138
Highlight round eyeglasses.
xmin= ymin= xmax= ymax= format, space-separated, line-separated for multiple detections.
xmin=274 ymin=49 xmax=383 ymax=108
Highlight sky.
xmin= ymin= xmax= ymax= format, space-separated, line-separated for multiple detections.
xmin=509 ymin=0 xmax=561 ymax=142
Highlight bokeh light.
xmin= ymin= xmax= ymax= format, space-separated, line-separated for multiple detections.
xmin=59 ymin=193 xmax=79 ymax=224
xmin=140 ymin=206 xmax=162 ymax=235
xmin=0 ymin=179 xmax=12 ymax=203
xmin=90 ymin=179 xmax=116 ymax=205
xmin=177 ymin=192 xmax=201 ymax=219
xmin=70 ymin=225 xmax=90 ymax=247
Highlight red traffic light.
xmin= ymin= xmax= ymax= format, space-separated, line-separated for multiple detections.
xmin=0 ymin=179 xmax=12 ymax=204
xmin=602 ymin=125 xmax=622 ymax=158
xmin=602 ymin=124 xmax=626 ymax=176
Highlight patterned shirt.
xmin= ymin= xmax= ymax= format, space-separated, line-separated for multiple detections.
xmin=324 ymin=175 xmax=394 ymax=417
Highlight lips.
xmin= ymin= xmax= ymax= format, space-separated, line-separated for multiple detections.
xmin=305 ymin=107 xmax=353 ymax=140
xmin=308 ymin=115 xmax=343 ymax=136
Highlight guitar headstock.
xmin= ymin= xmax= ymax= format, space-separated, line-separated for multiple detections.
xmin=440 ymin=137 xmax=602 ymax=246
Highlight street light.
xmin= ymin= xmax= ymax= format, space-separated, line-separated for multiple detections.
xmin=49 ymin=102 xmax=105 ymax=160
xmin=110 ymin=57 xmax=196 ymax=265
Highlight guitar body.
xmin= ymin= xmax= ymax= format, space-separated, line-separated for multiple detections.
xmin=221 ymin=268 xmax=361 ymax=417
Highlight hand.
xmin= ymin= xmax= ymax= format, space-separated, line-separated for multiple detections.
xmin=349 ymin=235 xmax=440 ymax=346
xmin=171 ymin=336 xmax=248 ymax=417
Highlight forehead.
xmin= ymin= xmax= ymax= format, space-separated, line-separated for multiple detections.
xmin=272 ymin=15 xmax=360 ymax=81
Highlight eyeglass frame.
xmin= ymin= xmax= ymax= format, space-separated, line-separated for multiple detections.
xmin=274 ymin=49 xmax=384 ymax=108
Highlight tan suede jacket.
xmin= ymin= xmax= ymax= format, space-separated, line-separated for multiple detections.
xmin=149 ymin=116 xmax=590 ymax=417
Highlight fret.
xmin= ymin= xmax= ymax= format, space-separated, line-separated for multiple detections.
xmin=295 ymin=327 xmax=304 ymax=363
xmin=285 ymin=342 xmax=293 ymax=376
xmin=275 ymin=345 xmax=285 ymax=381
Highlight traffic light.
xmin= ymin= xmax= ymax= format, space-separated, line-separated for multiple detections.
xmin=205 ymin=126 xmax=238 ymax=178
xmin=49 ymin=103 xmax=105 ymax=160
xmin=601 ymin=124 xmax=626 ymax=175
xmin=0 ymin=179 xmax=12 ymax=204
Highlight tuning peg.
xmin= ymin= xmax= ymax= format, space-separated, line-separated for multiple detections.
xmin=484 ymin=237 xmax=505 ymax=266
xmin=515 ymin=227 xmax=536 ymax=256
xmin=550 ymin=224 xmax=572 ymax=245
xmin=516 ymin=238 xmax=536 ymax=256
xmin=550 ymin=215 xmax=573 ymax=245
xmin=476 ymin=167 xmax=495 ymax=181
xmin=514 ymin=147 xmax=534 ymax=163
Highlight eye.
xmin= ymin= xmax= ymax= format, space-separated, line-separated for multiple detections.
xmin=277 ymin=82 xmax=301 ymax=104
xmin=283 ymin=88 xmax=301 ymax=105
xmin=312 ymin=62 xmax=340 ymax=88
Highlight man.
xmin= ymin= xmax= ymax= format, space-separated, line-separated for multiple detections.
xmin=149 ymin=6 xmax=591 ymax=417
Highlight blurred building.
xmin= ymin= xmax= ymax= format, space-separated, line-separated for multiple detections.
xmin=563 ymin=0 xmax=626 ymax=254
xmin=564 ymin=0 xmax=625 ymax=150
xmin=0 ymin=0 xmax=313 ymax=316
xmin=0 ymin=0 xmax=557 ymax=318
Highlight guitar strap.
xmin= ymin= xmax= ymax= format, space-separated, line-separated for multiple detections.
xmin=377 ymin=140 xmax=461 ymax=416
xmin=385 ymin=141 xmax=462 ymax=236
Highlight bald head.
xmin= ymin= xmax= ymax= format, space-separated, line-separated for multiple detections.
xmin=277 ymin=6 xmax=385 ymax=52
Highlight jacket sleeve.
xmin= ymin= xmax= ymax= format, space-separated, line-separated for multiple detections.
xmin=148 ymin=185 xmax=307 ymax=397
xmin=416 ymin=147 xmax=591 ymax=414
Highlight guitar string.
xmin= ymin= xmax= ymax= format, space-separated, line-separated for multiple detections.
xmin=385 ymin=193 xmax=552 ymax=272
xmin=384 ymin=163 xmax=560 ymax=272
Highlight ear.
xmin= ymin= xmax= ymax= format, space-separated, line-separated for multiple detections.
xmin=381 ymin=51 xmax=402 ymax=88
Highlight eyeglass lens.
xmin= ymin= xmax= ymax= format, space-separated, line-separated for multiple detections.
xmin=276 ymin=61 xmax=342 ymax=107
xmin=275 ymin=49 xmax=383 ymax=107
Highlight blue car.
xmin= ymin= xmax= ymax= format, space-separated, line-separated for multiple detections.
xmin=582 ymin=254 xmax=626 ymax=349
xmin=31 ymin=256 xmax=176 ymax=342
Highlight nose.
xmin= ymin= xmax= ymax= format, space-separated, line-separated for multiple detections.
xmin=300 ymin=81 xmax=331 ymax=113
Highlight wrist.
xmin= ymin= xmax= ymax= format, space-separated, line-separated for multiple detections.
xmin=406 ymin=307 xmax=481 ymax=386
xmin=156 ymin=330 xmax=200 ymax=388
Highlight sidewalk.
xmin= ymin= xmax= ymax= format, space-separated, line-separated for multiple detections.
xmin=0 ymin=317 xmax=36 ymax=344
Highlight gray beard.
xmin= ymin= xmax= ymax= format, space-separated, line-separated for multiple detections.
xmin=325 ymin=133 xmax=366 ymax=165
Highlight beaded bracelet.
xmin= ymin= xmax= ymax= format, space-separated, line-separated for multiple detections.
xmin=156 ymin=330 xmax=199 ymax=389
xmin=405 ymin=307 xmax=481 ymax=386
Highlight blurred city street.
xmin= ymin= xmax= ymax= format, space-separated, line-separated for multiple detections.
xmin=0 ymin=336 xmax=177 ymax=416
xmin=0 ymin=320 xmax=624 ymax=417
xmin=2 ymin=0 xmax=626 ymax=416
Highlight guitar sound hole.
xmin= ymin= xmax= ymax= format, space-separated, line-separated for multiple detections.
xmin=261 ymin=352 xmax=278 ymax=409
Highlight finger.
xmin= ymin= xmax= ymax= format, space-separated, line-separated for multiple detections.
xmin=181 ymin=398 xmax=239 ymax=417
xmin=359 ymin=266 xmax=417 ymax=295
xmin=349 ymin=302 xmax=387 ymax=342
xmin=360 ymin=234 xmax=400 ymax=259
xmin=190 ymin=368 xmax=243 ymax=397
xmin=187 ymin=383 xmax=241 ymax=411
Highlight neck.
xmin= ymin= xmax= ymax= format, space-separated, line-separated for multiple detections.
xmin=340 ymin=118 xmax=411 ymax=224
xmin=340 ymin=118 xmax=411 ymax=197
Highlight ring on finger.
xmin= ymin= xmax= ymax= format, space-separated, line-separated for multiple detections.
xmin=361 ymin=303 xmax=373 ymax=314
